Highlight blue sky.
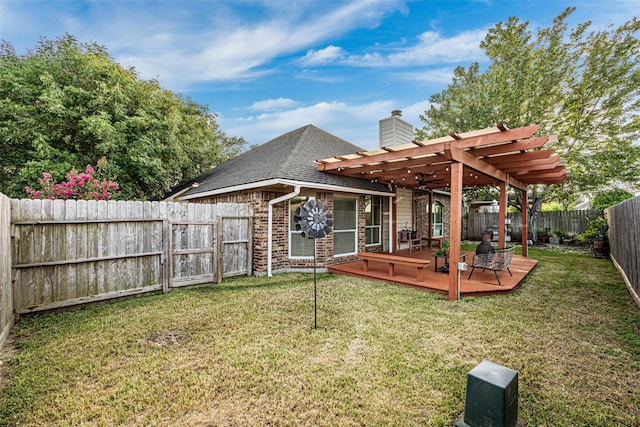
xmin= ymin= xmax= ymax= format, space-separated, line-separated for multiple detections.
xmin=1 ymin=0 xmax=638 ymax=151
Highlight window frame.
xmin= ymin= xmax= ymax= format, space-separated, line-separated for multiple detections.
xmin=333 ymin=196 xmax=358 ymax=258
xmin=365 ymin=195 xmax=382 ymax=246
xmin=431 ymin=201 xmax=444 ymax=238
xmin=289 ymin=196 xmax=315 ymax=259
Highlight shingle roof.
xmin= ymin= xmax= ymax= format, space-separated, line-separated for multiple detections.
xmin=181 ymin=124 xmax=392 ymax=198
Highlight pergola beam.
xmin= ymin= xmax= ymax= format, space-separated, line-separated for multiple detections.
xmin=483 ymin=150 xmax=556 ymax=166
xmin=318 ymin=124 xmax=541 ymax=172
xmin=445 ymin=145 xmax=528 ymax=191
xmin=468 ymin=135 xmax=551 ymax=157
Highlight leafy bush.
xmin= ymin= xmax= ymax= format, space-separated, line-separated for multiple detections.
xmin=592 ymin=189 xmax=633 ymax=209
xmin=578 ymin=215 xmax=608 ymax=243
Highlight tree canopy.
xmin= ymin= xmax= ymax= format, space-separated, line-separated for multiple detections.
xmin=417 ymin=8 xmax=640 ymax=213
xmin=0 ymin=34 xmax=245 ymax=200
xmin=591 ymin=188 xmax=633 ymax=209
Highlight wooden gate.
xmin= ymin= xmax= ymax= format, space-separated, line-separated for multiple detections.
xmin=217 ymin=216 xmax=253 ymax=281
xmin=169 ymin=216 xmax=253 ymax=288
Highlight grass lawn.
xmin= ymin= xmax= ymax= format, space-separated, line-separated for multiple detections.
xmin=1 ymin=248 xmax=639 ymax=426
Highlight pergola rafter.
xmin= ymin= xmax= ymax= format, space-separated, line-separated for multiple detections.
xmin=316 ymin=124 xmax=567 ymax=300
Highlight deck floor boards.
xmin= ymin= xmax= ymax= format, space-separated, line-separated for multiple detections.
xmin=328 ymin=248 xmax=537 ymax=297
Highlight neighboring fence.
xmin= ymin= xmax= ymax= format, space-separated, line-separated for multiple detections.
xmin=10 ymin=199 xmax=252 ymax=314
xmin=607 ymin=196 xmax=640 ymax=305
xmin=0 ymin=193 xmax=13 ymax=349
xmin=463 ymin=210 xmax=603 ymax=241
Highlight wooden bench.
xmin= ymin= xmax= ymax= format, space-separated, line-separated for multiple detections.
xmin=358 ymin=252 xmax=431 ymax=282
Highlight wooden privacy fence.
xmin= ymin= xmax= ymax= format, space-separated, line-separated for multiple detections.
xmin=463 ymin=210 xmax=603 ymax=241
xmin=10 ymin=199 xmax=253 ymax=314
xmin=0 ymin=193 xmax=13 ymax=348
xmin=607 ymin=197 xmax=640 ymax=305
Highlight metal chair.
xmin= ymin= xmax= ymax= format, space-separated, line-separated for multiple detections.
xmin=467 ymin=247 xmax=515 ymax=285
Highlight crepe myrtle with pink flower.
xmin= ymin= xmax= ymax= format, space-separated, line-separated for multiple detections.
xmin=25 ymin=158 xmax=120 ymax=201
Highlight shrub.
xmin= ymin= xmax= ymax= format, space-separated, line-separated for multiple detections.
xmin=25 ymin=158 xmax=120 ymax=200
xmin=592 ymin=189 xmax=633 ymax=209
xmin=578 ymin=216 xmax=608 ymax=243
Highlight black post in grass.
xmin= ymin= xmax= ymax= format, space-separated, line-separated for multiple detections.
xmin=293 ymin=199 xmax=333 ymax=329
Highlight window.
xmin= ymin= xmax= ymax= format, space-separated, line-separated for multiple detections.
xmin=365 ymin=195 xmax=381 ymax=246
xmin=333 ymin=197 xmax=357 ymax=256
xmin=289 ymin=196 xmax=315 ymax=258
xmin=431 ymin=201 xmax=444 ymax=238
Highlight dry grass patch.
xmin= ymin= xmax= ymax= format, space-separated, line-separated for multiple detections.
xmin=1 ymin=250 xmax=639 ymax=426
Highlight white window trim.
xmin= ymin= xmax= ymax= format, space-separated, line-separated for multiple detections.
xmin=333 ymin=197 xmax=358 ymax=258
xmin=432 ymin=201 xmax=444 ymax=238
xmin=333 ymin=230 xmax=358 ymax=258
xmin=365 ymin=195 xmax=382 ymax=247
xmin=289 ymin=196 xmax=315 ymax=260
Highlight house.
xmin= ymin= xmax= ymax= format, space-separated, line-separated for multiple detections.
xmin=169 ymin=112 xmax=565 ymax=301
xmin=168 ymin=111 xmax=450 ymax=276
xmin=169 ymin=119 xmax=412 ymax=276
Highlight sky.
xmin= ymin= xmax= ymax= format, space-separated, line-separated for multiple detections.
xmin=1 ymin=0 xmax=638 ymax=151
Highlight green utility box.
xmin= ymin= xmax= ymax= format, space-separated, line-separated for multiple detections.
xmin=454 ymin=360 xmax=519 ymax=427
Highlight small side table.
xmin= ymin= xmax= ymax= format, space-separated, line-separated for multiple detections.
xmin=432 ymin=253 xmax=467 ymax=272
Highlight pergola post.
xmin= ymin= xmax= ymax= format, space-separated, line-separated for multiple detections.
xmin=498 ymin=181 xmax=507 ymax=249
xmin=521 ymin=189 xmax=529 ymax=257
xmin=428 ymin=190 xmax=433 ymax=240
xmin=448 ymin=162 xmax=463 ymax=301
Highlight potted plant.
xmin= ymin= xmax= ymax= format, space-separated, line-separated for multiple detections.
xmin=549 ymin=230 xmax=564 ymax=245
xmin=436 ymin=239 xmax=450 ymax=256
xmin=537 ymin=230 xmax=549 ymax=244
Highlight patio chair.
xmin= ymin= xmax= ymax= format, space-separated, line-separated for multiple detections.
xmin=467 ymin=247 xmax=515 ymax=285
xmin=397 ymin=230 xmax=422 ymax=253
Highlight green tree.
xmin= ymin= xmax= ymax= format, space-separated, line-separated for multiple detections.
xmin=417 ymin=8 xmax=640 ymax=238
xmin=0 ymin=34 xmax=244 ymax=200
xmin=591 ymin=188 xmax=633 ymax=209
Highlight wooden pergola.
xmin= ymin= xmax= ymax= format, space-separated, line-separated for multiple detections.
xmin=316 ymin=124 xmax=567 ymax=300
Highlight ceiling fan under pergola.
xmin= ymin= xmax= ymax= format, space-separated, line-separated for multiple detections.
xmin=415 ymin=172 xmax=443 ymax=188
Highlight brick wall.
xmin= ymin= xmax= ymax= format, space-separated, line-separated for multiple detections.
xmin=197 ymin=190 xmax=367 ymax=273
xmin=415 ymin=191 xmax=451 ymax=240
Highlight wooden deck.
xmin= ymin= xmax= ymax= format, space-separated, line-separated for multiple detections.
xmin=328 ymin=247 xmax=538 ymax=297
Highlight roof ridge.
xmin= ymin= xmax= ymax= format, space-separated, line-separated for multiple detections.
xmin=273 ymin=124 xmax=314 ymax=176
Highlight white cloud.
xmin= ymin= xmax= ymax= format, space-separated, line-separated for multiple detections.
xmin=397 ymin=68 xmax=458 ymax=83
xmin=108 ymin=0 xmax=406 ymax=87
xmin=300 ymin=45 xmax=346 ymax=66
xmin=218 ymin=98 xmax=430 ymax=151
xmin=252 ymin=98 xmax=300 ymax=111
xmin=343 ymin=28 xmax=488 ymax=67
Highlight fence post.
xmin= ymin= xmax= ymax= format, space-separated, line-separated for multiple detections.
xmin=216 ymin=218 xmax=223 ymax=284
xmin=247 ymin=217 xmax=254 ymax=277
xmin=162 ymin=219 xmax=170 ymax=293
